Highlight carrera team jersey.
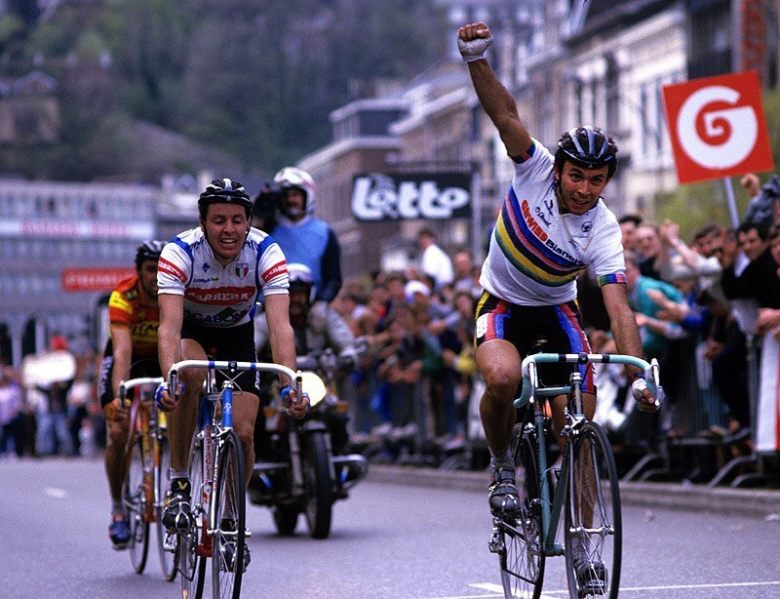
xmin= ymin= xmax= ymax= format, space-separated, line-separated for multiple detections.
xmin=107 ymin=275 xmax=160 ymax=359
xmin=157 ymin=227 xmax=288 ymax=327
xmin=480 ymin=139 xmax=626 ymax=306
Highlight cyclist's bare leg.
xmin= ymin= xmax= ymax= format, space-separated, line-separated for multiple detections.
xmin=476 ymin=339 xmax=522 ymax=460
xmin=231 ymin=391 xmax=260 ymax=485
xmin=105 ymin=414 xmax=130 ymax=504
xmin=167 ymin=339 xmax=207 ymax=473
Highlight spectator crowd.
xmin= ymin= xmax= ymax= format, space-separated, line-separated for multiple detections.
xmin=2 ymin=178 xmax=779 ymax=486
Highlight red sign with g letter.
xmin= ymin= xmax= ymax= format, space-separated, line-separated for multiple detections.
xmin=662 ymin=71 xmax=774 ymax=184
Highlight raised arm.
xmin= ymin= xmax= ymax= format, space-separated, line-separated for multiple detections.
xmin=458 ymin=21 xmax=532 ymax=158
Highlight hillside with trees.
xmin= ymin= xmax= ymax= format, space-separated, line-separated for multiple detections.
xmin=0 ymin=0 xmax=449 ymax=182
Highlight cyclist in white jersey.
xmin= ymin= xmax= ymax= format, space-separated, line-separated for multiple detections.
xmin=458 ymin=21 xmax=658 ymax=586
xmin=155 ymin=178 xmax=308 ymax=545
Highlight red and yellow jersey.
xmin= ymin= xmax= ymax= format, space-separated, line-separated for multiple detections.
xmin=108 ymin=275 xmax=159 ymax=358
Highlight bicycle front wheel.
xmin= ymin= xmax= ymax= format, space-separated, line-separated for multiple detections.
xmin=499 ymin=423 xmax=545 ymax=599
xmin=180 ymin=434 xmax=206 ymax=599
xmin=211 ymin=430 xmax=246 ymax=599
xmin=564 ymin=421 xmax=621 ymax=599
xmin=303 ymin=430 xmax=334 ymax=539
xmin=122 ymin=435 xmax=150 ymax=574
xmin=155 ymin=433 xmax=177 ymax=582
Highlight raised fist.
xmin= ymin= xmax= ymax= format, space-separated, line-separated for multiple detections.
xmin=457 ymin=22 xmax=494 ymax=63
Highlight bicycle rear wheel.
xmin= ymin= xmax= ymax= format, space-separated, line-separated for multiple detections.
xmin=155 ymin=433 xmax=177 ymax=582
xmin=498 ymin=423 xmax=545 ymax=599
xmin=122 ymin=435 xmax=150 ymax=574
xmin=211 ymin=430 xmax=246 ymax=599
xmin=564 ymin=421 xmax=621 ymax=599
xmin=180 ymin=434 xmax=206 ymax=599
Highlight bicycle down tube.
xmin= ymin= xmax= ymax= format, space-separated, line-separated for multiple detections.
xmin=514 ymin=353 xmax=660 ymax=556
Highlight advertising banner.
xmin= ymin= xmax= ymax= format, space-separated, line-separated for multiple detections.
xmin=351 ymin=172 xmax=471 ymax=221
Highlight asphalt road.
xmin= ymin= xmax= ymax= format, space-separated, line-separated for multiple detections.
xmin=1 ymin=457 xmax=779 ymax=598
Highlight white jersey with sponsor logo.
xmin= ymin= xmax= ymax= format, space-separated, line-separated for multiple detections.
xmin=480 ymin=139 xmax=625 ymax=306
xmin=157 ymin=226 xmax=288 ymax=327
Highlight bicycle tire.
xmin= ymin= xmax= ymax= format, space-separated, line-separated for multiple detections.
xmin=155 ymin=434 xmax=177 ymax=582
xmin=123 ymin=435 xmax=150 ymax=574
xmin=499 ymin=423 xmax=545 ymax=599
xmin=303 ymin=431 xmax=334 ymax=539
xmin=272 ymin=504 xmax=299 ymax=536
xmin=211 ymin=429 xmax=246 ymax=599
xmin=180 ymin=434 xmax=206 ymax=599
xmin=564 ymin=421 xmax=621 ymax=599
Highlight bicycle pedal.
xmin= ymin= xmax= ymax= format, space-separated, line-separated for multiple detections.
xmin=163 ymin=533 xmax=178 ymax=552
xmin=488 ymin=531 xmax=505 ymax=554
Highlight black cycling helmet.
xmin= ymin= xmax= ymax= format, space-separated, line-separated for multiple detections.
xmin=135 ymin=240 xmax=165 ymax=270
xmin=554 ymin=126 xmax=618 ymax=179
xmin=197 ymin=178 xmax=254 ymax=218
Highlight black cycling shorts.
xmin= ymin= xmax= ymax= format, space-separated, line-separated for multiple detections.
xmin=98 ymin=339 xmax=161 ymax=407
xmin=180 ymin=320 xmax=261 ymax=396
xmin=474 ymin=291 xmax=595 ymax=393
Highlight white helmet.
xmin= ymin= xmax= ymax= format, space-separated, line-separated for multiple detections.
xmin=273 ymin=167 xmax=317 ymax=215
xmin=286 ymin=262 xmax=316 ymax=302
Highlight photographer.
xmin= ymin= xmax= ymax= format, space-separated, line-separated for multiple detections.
xmin=254 ymin=168 xmax=343 ymax=334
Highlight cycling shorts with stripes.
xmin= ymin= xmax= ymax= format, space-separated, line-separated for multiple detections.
xmin=474 ymin=291 xmax=595 ymax=394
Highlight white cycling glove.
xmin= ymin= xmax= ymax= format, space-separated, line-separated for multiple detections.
xmin=631 ymin=377 xmax=660 ymax=413
xmin=457 ymin=34 xmax=494 ymax=63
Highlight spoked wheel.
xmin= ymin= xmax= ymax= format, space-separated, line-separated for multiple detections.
xmin=498 ymin=424 xmax=545 ymax=599
xmin=122 ymin=435 xmax=150 ymax=574
xmin=180 ymin=435 xmax=206 ymax=599
xmin=211 ymin=430 xmax=246 ymax=599
xmin=303 ymin=431 xmax=334 ymax=539
xmin=155 ymin=433 xmax=177 ymax=582
xmin=564 ymin=421 xmax=621 ymax=599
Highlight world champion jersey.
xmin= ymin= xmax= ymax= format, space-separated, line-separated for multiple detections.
xmin=107 ymin=275 xmax=160 ymax=359
xmin=480 ymin=139 xmax=626 ymax=306
xmin=157 ymin=226 xmax=289 ymax=327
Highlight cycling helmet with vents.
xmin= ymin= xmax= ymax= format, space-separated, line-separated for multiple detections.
xmin=554 ymin=126 xmax=618 ymax=178
xmin=135 ymin=240 xmax=165 ymax=270
xmin=197 ymin=178 xmax=253 ymax=217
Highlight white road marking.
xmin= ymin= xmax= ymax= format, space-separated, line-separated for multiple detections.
xmin=618 ymin=580 xmax=780 ymax=592
xmin=424 ymin=579 xmax=780 ymax=598
xmin=44 ymin=487 xmax=67 ymax=498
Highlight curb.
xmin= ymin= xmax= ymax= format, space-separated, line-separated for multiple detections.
xmin=366 ymin=464 xmax=780 ymax=519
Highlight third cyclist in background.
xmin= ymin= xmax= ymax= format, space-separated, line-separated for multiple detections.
xmin=98 ymin=240 xmax=165 ymax=549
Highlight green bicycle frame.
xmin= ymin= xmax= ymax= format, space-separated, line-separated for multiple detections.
xmin=514 ymin=352 xmax=660 ymax=557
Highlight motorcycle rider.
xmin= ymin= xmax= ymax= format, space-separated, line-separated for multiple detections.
xmin=254 ymin=262 xmax=354 ymax=356
xmin=251 ymin=263 xmax=359 ymax=504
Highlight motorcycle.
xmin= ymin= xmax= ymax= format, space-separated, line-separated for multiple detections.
xmin=248 ymin=343 xmax=369 ymax=539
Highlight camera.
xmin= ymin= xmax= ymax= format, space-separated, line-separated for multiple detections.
xmin=252 ymin=183 xmax=285 ymax=229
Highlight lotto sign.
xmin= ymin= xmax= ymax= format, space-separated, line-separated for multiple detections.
xmin=662 ymin=71 xmax=774 ymax=185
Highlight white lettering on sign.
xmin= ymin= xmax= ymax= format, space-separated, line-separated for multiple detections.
xmin=0 ymin=219 xmax=153 ymax=239
xmin=676 ymin=85 xmax=758 ymax=169
xmin=352 ymin=174 xmax=470 ymax=221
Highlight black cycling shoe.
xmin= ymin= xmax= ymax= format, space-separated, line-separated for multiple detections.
xmin=108 ymin=514 xmax=131 ymax=550
xmin=575 ymin=557 xmax=607 ymax=595
xmin=162 ymin=478 xmax=192 ymax=532
xmin=218 ymin=519 xmax=251 ymax=573
xmin=488 ymin=466 xmax=520 ymax=518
